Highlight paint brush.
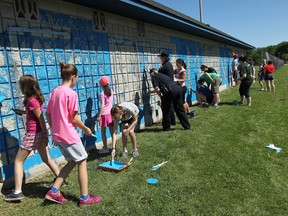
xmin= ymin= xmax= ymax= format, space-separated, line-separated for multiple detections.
xmin=151 ymin=161 xmax=168 ymax=171
xmin=127 ymin=157 xmax=133 ymax=165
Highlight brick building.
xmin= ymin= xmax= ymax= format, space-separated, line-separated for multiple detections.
xmin=0 ymin=0 xmax=254 ymax=184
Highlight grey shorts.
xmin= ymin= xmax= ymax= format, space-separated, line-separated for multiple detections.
xmin=56 ymin=141 xmax=88 ymax=162
xmin=211 ymin=77 xmax=222 ymax=94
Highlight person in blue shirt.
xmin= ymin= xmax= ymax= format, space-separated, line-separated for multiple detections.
xmin=195 ymin=79 xmax=214 ymax=108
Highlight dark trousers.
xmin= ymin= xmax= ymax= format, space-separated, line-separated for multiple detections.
xmin=239 ymin=78 xmax=253 ymax=97
xmin=161 ymin=85 xmax=191 ymax=130
xmin=161 ymin=97 xmax=176 ymax=125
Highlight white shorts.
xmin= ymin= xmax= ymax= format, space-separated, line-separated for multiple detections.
xmin=56 ymin=141 xmax=88 ymax=162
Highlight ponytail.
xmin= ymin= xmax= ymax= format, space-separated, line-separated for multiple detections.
xmin=103 ymin=85 xmax=111 ymax=97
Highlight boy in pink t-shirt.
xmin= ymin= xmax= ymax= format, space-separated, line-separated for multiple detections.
xmin=96 ymin=76 xmax=114 ymax=154
xmin=45 ymin=63 xmax=102 ymax=207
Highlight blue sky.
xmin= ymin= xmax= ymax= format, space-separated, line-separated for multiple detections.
xmin=154 ymin=0 xmax=288 ymax=48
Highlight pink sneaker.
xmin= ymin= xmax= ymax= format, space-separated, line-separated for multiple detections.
xmin=45 ymin=190 xmax=68 ymax=204
xmin=78 ymin=194 xmax=102 ymax=207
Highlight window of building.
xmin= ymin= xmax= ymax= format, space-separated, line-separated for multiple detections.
xmin=14 ymin=0 xmax=39 ymax=21
xmin=137 ymin=22 xmax=145 ymax=37
xmin=93 ymin=11 xmax=106 ymax=31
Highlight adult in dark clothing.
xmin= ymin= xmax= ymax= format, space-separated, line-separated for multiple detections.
xmin=157 ymin=52 xmax=176 ymax=125
xmin=237 ymin=56 xmax=254 ymax=106
xmin=158 ymin=52 xmax=174 ymax=79
xmin=149 ymin=68 xmax=191 ymax=131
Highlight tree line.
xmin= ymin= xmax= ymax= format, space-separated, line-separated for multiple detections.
xmin=247 ymin=41 xmax=288 ymax=65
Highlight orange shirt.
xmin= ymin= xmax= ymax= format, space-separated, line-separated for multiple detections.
xmin=265 ymin=64 xmax=275 ymax=75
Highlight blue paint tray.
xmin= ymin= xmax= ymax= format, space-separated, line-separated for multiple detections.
xmin=98 ymin=160 xmax=131 ymax=172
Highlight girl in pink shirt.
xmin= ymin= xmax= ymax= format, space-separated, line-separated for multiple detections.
xmin=45 ymin=63 xmax=101 ymax=207
xmin=4 ymin=75 xmax=60 ymax=202
xmin=96 ymin=76 xmax=114 ymax=154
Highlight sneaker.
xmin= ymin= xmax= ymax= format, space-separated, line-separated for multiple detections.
xmin=46 ymin=178 xmax=69 ymax=188
xmin=4 ymin=191 xmax=24 ymax=201
xmin=213 ymin=104 xmax=219 ymax=108
xmin=99 ymin=148 xmax=110 ymax=154
xmin=78 ymin=194 xmax=102 ymax=208
xmin=131 ymin=149 xmax=139 ymax=157
xmin=122 ymin=151 xmax=128 ymax=158
xmin=45 ymin=190 xmax=68 ymax=204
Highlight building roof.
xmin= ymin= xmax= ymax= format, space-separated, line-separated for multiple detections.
xmin=64 ymin=0 xmax=255 ymax=50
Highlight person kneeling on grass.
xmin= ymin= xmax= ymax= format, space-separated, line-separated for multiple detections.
xmin=196 ymin=79 xmax=214 ymax=108
xmin=110 ymin=102 xmax=139 ymax=160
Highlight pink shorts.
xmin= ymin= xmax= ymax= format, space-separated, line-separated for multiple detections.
xmin=20 ymin=132 xmax=45 ymax=151
xmin=99 ymin=114 xmax=113 ymax=127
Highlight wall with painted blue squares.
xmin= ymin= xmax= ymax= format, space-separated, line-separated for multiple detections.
xmin=0 ymin=4 xmax=241 ymax=181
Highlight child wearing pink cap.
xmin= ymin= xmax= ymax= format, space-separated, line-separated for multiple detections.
xmin=96 ymin=76 xmax=114 ymax=154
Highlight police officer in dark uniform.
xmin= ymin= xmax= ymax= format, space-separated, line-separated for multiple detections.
xmin=157 ymin=51 xmax=176 ymax=125
xmin=149 ymin=68 xmax=191 ymax=131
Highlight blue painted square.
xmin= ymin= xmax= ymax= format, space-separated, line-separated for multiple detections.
xmin=39 ymin=10 xmax=50 ymax=24
xmin=48 ymin=79 xmax=59 ymax=92
xmin=61 ymin=15 xmax=71 ymax=27
xmin=0 ymin=67 xmax=9 ymax=83
xmin=33 ymin=52 xmax=45 ymax=65
xmin=77 ymin=77 xmax=85 ymax=89
xmin=35 ymin=66 xmax=47 ymax=79
xmin=78 ymin=89 xmax=87 ymax=102
xmin=65 ymin=52 xmax=74 ymax=64
xmin=45 ymin=52 xmax=56 ymax=65
xmin=76 ymin=65 xmax=84 ymax=77
xmin=20 ymin=52 xmax=33 ymax=66
xmin=71 ymin=29 xmax=81 ymax=41
xmin=98 ymin=65 xmax=105 ymax=75
xmin=55 ymin=52 xmax=65 ymax=64
xmin=71 ymin=17 xmax=80 ymax=29
xmin=86 ymin=88 xmax=94 ymax=99
xmin=105 ymin=65 xmax=111 ymax=75
xmin=84 ymin=66 xmax=91 ymax=76
xmin=74 ymin=53 xmax=82 ymax=64
xmin=103 ymin=52 xmax=110 ymax=64
xmin=18 ymin=35 xmax=30 ymax=48
xmin=91 ymin=65 xmax=98 ymax=76
xmin=22 ymin=66 xmax=35 ymax=76
xmin=89 ymin=52 xmax=97 ymax=64
xmin=63 ymin=40 xmax=72 ymax=50
xmin=87 ymin=21 xmax=93 ymax=30
xmin=47 ymin=65 xmax=58 ymax=79
xmin=88 ymin=41 xmax=96 ymax=51
xmin=97 ymin=52 xmax=104 ymax=64
xmin=38 ymin=80 xmax=49 ymax=94
xmin=83 ymin=54 xmax=90 ymax=65
xmin=92 ymin=76 xmax=100 ymax=88
xmin=85 ymin=77 xmax=93 ymax=88
xmin=80 ymin=42 xmax=89 ymax=51
xmin=51 ymin=13 xmax=61 ymax=26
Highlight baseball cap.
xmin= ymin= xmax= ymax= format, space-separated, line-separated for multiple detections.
xmin=158 ymin=51 xmax=169 ymax=58
xmin=99 ymin=76 xmax=110 ymax=86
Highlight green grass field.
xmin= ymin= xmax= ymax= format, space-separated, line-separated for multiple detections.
xmin=1 ymin=66 xmax=288 ymax=216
